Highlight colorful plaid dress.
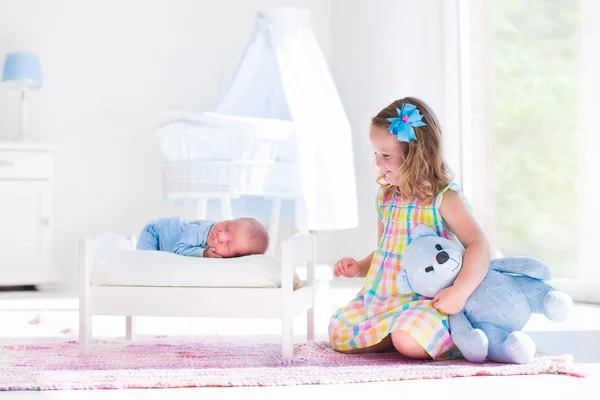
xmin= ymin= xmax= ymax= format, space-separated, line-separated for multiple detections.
xmin=328 ymin=182 xmax=468 ymax=358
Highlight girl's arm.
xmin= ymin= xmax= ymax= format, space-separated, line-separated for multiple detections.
xmin=435 ymin=190 xmax=490 ymax=314
xmin=355 ymin=217 xmax=384 ymax=277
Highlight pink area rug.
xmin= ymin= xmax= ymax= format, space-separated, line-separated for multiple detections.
xmin=0 ymin=336 xmax=585 ymax=390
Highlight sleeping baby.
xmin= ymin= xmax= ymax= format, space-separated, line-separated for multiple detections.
xmin=136 ymin=216 xmax=269 ymax=258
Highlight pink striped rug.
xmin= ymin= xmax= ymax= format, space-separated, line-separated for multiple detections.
xmin=0 ymin=336 xmax=585 ymax=390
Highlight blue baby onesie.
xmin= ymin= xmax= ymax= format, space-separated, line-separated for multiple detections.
xmin=136 ymin=217 xmax=215 ymax=257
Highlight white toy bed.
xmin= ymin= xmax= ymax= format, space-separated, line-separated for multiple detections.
xmin=79 ymin=232 xmax=316 ymax=361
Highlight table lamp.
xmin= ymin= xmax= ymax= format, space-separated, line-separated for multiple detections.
xmin=1 ymin=52 xmax=43 ymax=140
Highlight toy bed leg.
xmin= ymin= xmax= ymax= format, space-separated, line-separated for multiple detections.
xmin=79 ymin=293 xmax=92 ymax=355
xmin=307 ymin=309 xmax=315 ymax=342
xmin=281 ymin=233 xmax=302 ymax=361
xmin=125 ymin=235 xmax=137 ymax=341
xmin=125 ymin=316 xmax=136 ymax=341
xmin=281 ymin=244 xmax=294 ymax=361
xmin=78 ymin=238 xmax=93 ymax=355
xmin=282 ymin=311 xmax=294 ymax=361
xmin=306 ymin=243 xmax=316 ymax=342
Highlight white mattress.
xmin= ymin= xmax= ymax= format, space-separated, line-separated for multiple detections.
xmin=92 ymin=250 xmax=296 ymax=288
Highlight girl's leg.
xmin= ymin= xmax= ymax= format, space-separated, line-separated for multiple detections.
xmin=390 ymin=330 xmax=430 ymax=359
xmin=340 ymin=335 xmax=394 ymax=354
xmin=136 ymin=222 xmax=159 ymax=250
xmin=338 ymin=331 xmax=430 ymax=358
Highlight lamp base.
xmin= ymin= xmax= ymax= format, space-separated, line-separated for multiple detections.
xmin=17 ymin=88 xmax=28 ymax=140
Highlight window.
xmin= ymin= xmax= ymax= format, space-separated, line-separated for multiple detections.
xmin=491 ymin=0 xmax=581 ymax=278
xmin=453 ymin=0 xmax=600 ymax=298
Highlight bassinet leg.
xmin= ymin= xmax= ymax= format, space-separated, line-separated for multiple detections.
xmin=125 ymin=316 xmax=136 ymax=341
xmin=220 ymin=196 xmax=233 ymax=220
xmin=267 ymin=197 xmax=282 ymax=256
xmin=196 ymin=198 xmax=208 ymax=219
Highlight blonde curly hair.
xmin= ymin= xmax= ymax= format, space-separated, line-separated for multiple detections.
xmin=371 ymin=96 xmax=453 ymax=203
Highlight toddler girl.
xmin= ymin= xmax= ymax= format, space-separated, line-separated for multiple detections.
xmin=329 ymin=97 xmax=490 ymax=359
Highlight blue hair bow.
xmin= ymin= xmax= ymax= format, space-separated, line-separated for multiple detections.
xmin=387 ymin=103 xmax=427 ymax=142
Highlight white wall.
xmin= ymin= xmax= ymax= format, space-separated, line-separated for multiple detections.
xmin=320 ymin=0 xmax=453 ymax=265
xmin=0 ymin=0 xmax=332 ymax=285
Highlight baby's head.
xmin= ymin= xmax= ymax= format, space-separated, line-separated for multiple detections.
xmin=207 ymin=217 xmax=269 ymax=258
xmin=370 ymin=96 xmax=453 ymax=202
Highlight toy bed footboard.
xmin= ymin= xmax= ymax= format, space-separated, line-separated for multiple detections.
xmin=78 ymin=233 xmax=317 ymax=361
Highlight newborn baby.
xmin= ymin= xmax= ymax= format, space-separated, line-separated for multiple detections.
xmin=136 ymin=216 xmax=269 ymax=258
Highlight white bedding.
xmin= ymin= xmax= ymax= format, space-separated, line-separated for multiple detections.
xmin=92 ymin=250 xmax=297 ymax=288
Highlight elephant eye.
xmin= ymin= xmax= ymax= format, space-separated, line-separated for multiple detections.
xmin=435 ymin=244 xmax=443 ymax=251
xmin=425 ymin=266 xmax=434 ymax=273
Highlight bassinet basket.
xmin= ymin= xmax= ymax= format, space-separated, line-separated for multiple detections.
xmin=157 ymin=111 xmax=299 ymax=197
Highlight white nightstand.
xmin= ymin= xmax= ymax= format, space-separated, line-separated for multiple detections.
xmin=0 ymin=141 xmax=60 ymax=287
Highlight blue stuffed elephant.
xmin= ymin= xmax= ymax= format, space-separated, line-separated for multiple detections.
xmin=396 ymin=225 xmax=573 ymax=364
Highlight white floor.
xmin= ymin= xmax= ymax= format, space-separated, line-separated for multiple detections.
xmin=0 ymin=278 xmax=599 ymax=399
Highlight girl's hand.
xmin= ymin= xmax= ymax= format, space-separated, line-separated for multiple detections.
xmin=203 ymin=248 xmax=223 ymax=258
xmin=432 ymin=285 xmax=469 ymax=315
xmin=334 ymin=257 xmax=361 ymax=278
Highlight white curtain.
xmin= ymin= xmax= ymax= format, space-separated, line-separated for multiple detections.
xmin=216 ymin=8 xmax=359 ymax=231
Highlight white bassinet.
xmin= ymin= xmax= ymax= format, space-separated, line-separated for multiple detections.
xmin=157 ymin=111 xmax=300 ymax=198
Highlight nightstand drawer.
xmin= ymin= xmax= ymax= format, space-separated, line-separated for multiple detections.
xmin=0 ymin=151 xmax=52 ymax=180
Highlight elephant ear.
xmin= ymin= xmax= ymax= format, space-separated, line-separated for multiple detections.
xmin=411 ymin=225 xmax=438 ymax=241
xmin=396 ymin=269 xmax=414 ymax=295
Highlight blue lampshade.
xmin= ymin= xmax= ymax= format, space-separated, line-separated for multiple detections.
xmin=2 ymin=52 xmax=43 ymax=89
